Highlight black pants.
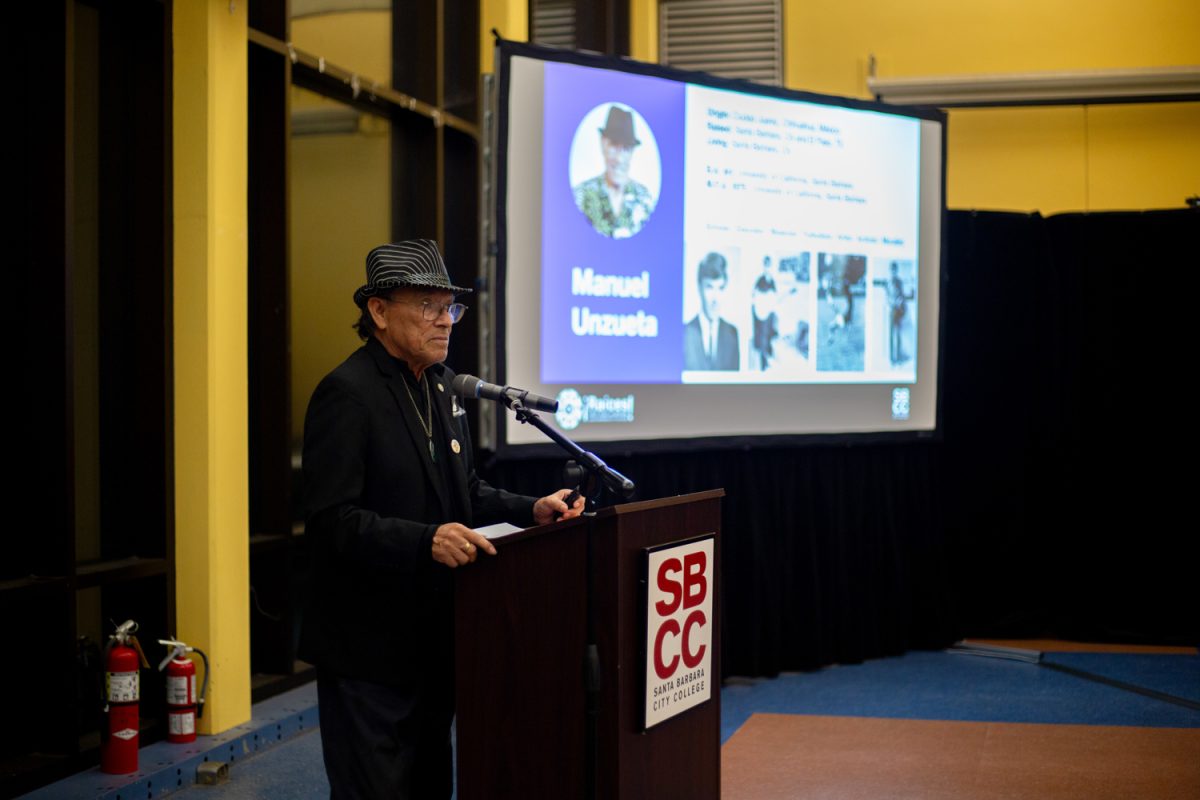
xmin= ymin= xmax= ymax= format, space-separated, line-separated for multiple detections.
xmin=316 ymin=670 xmax=453 ymax=799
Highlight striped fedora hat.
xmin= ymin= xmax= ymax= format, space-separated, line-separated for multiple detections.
xmin=353 ymin=239 xmax=472 ymax=307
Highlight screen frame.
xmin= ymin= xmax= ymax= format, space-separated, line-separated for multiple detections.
xmin=487 ymin=39 xmax=948 ymax=459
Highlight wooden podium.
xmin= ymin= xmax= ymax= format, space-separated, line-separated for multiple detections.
xmin=455 ymin=489 xmax=723 ymax=799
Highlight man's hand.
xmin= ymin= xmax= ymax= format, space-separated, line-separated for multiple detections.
xmin=533 ymin=489 xmax=586 ymax=526
xmin=431 ymin=522 xmax=496 ymax=568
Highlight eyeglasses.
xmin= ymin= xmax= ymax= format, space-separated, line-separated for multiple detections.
xmin=387 ymin=297 xmax=467 ymax=323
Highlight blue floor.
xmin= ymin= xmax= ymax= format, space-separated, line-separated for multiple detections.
xmin=1042 ymin=651 xmax=1200 ymax=704
xmin=26 ymin=647 xmax=1199 ymax=799
xmin=175 ymin=728 xmax=329 ymax=800
xmin=719 ymin=650 xmax=1200 ymax=743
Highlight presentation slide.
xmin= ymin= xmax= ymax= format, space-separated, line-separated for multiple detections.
xmin=492 ymin=46 xmax=943 ymax=451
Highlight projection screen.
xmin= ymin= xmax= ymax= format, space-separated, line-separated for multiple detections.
xmin=481 ymin=42 xmax=946 ymax=454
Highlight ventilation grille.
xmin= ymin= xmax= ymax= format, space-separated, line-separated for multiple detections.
xmin=660 ymin=0 xmax=782 ymax=86
xmin=531 ymin=0 xmax=576 ymax=50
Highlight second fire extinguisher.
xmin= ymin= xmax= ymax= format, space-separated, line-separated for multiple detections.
xmin=156 ymin=638 xmax=210 ymax=743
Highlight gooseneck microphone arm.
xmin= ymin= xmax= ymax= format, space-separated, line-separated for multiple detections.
xmin=451 ymin=374 xmax=634 ymax=501
xmin=508 ymin=400 xmax=636 ymax=501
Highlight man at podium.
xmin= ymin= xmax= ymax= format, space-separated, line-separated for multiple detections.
xmin=299 ymin=239 xmax=584 ymax=799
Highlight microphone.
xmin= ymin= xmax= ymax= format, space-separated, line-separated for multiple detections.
xmin=452 ymin=374 xmax=559 ymax=413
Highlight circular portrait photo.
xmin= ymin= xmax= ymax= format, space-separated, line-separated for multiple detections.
xmin=569 ymin=103 xmax=662 ymax=239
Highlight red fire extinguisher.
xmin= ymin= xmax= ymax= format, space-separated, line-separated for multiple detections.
xmin=157 ymin=638 xmax=210 ymax=743
xmin=101 ymin=620 xmax=148 ymax=774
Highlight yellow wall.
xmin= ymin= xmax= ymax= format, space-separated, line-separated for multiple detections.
xmin=290 ymin=10 xmax=392 ymax=87
xmin=286 ymin=13 xmax=394 ymax=443
xmin=633 ymin=0 xmax=1200 ymax=213
xmin=288 ymin=89 xmax=392 ymax=442
xmin=1085 ymin=102 xmax=1199 ymax=210
xmin=785 ymin=0 xmax=1200 ymax=212
xmin=482 ymin=0 xmax=528 ymax=73
xmin=783 ymin=0 xmax=1199 ymax=94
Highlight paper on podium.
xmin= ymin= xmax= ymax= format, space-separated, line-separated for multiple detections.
xmin=475 ymin=522 xmax=524 ymax=540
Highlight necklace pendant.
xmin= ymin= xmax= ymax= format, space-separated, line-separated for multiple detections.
xmin=429 ymin=438 xmax=436 ymax=462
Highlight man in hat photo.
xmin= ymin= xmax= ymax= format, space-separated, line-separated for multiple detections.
xmin=299 ymin=239 xmax=584 ymax=798
xmin=572 ymin=104 xmax=658 ymax=238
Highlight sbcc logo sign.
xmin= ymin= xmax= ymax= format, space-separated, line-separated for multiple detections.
xmin=643 ymin=536 xmax=714 ymax=729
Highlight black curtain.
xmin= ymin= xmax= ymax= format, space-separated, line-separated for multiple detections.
xmin=942 ymin=208 xmax=1196 ymax=645
xmin=1042 ymin=209 xmax=1195 ymax=642
xmin=479 ymin=208 xmax=1199 ymax=679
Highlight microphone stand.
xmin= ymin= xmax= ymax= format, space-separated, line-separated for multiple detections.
xmin=507 ymin=400 xmax=634 ymax=800
xmin=508 ymin=400 xmax=635 ymax=504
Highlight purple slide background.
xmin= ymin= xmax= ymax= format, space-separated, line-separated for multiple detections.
xmin=540 ymin=62 xmax=686 ymax=384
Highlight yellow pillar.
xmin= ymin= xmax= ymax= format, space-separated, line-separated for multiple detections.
xmin=172 ymin=0 xmax=250 ymax=733
xmin=629 ymin=0 xmax=658 ymax=64
xmin=481 ymin=0 xmax=528 ymax=74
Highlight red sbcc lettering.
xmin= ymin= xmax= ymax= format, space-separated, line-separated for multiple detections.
xmin=652 ymin=553 xmax=711 ymax=679
xmin=655 ymin=557 xmax=683 ymax=616
xmin=683 ymin=552 xmax=707 ymax=609
xmin=653 ymin=610 xmax=709 ymax=678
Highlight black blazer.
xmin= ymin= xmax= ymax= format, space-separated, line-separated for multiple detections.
xmin=683 ymin=315 xmax=740 ymax=371
xmin=298 ymin=337 xmax=535 ymax=689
